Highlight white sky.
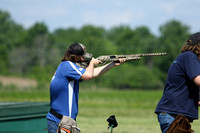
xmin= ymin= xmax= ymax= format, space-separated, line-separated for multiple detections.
xmin=0 ymin=0 xmax=200 ymax=35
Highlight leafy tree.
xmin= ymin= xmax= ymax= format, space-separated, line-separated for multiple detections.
xmin=52 ymin=27 xmax=79 ymax=52
xmin=25 ymin=22 xmax=49 ymax=47
xmin=26 ymin=23 xmax=55 ymax=68
xmin=107 ymin=25 xmax=158 ymax=68
xmin=0 ymin=45 xmax=8 ymax=74
xmin=0 ymin=10 xmax=26 ymax=74
xmin=0 ymin=9 xmax=194 ymax=90
xmin=132 ymin=26 xmax=159 ymax=68
xmin=9 ymin=47 xmax=32 ymax=74
xmin=0 ymin=10 xmax=25 ymax=49
xmin=77 ymin=25 xmax=117 ymax=56
xmin=107 ymin=25 xmax=135 ymax=54
xmin=100 ymin=64 xmax=163 ymax=89
xmin=156 ymin=20 xmax=190 ymax=78
xmin=31 ymin=34 xmax=50 ymax=67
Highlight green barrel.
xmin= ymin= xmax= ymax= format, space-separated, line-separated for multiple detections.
xmin=0 ymin=102 xmax=50 ymax=133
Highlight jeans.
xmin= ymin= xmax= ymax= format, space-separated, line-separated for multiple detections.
xmin=47 ymin=119 xmax=59 ymax=133
xmin=157 ymin=113 xmax=176 ymax=133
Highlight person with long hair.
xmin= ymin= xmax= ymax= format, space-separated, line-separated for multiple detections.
xmin=47 ymin=43 xmax=125 ymax=133
xmin=155 ymin=32 xmax=200 ymax=133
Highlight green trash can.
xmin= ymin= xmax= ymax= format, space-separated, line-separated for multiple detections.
xmin=0 ymin=102 xmax=50 ymax=133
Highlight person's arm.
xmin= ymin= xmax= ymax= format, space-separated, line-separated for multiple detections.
xmin=193 ymin=75 xmax=200 ymax=106
xmin=80 ymin=58 xmax=125 ymax=80
xmin=92 ymin=61 xmax=120 ymax=78
xmin=80 ymin=58 xmax=100 ymax=80
xmin=92 ymin=58 xmax=125 ymax=78
xmin=193 ymin=75 xmax=200 ymax=86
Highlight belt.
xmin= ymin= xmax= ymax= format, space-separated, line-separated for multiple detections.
xmin=50 ymin=109 xmax=63 ymax=119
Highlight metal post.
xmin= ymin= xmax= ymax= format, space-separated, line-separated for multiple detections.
xmin=110 ymin=124 xmax=113 ymax=133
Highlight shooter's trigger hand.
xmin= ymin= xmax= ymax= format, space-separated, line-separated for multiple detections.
xmin=90 ymin=58 xmax=100 ymax=66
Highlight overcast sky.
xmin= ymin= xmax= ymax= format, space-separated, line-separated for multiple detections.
xmin=0 ymin=0 xmax=200 ymax=35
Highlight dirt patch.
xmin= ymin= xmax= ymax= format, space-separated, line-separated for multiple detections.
xmin=0 ymin=76 xmax=37 ymax=88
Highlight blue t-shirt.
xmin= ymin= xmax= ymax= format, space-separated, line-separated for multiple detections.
xmin=47 ymin=61 xmax=86 ymax=122
xmin=155 ymin=51 xmax=200 ymax=119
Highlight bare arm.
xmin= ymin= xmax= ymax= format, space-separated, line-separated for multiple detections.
xmin=80 ymin=58 xmax=125 ymax=80
xmin=193 ymin=75 xmax=200 ymax=86
xmin=92 ymin=62 xmax=114 ymax=78
xmin=193 ymin=75 xmax=200 ymax=106
xmin=93 ymin=59 xmax=125 ymax=78
xmin=80 ymin=58 xmax=100 ymax=80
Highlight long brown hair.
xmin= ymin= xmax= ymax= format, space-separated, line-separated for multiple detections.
xmin=181 ymin=40 xmax=200 ymax=56
xmin=61 ymin=51 xmax=82 ymax=62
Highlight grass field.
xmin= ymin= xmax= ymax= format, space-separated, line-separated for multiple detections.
xmin=0 ymin=88 xmax=200 ymax=133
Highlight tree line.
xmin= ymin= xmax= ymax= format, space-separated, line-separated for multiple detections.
xmin=0 ymin=9 xmax=195 ymax=89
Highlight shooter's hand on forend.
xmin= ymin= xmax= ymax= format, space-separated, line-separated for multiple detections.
xmin=112 ymin=58 xmax=126 ymax=66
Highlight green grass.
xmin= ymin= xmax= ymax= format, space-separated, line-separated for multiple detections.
xmin=0 ymin=90 xmax=49 ymax=102
xmin=78 ymin=89 xmax=162 ymax=133
xmin=0 ymin=88 xmax=199 ymax=133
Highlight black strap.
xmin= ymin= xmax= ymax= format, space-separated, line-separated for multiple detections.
xmin=50 ymin=109 xmax=63 ymax=119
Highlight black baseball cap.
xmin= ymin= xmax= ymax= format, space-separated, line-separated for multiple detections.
xmin=187 ymin=32 xmax=200 ymax=45
xmin=68 ymin=43 xmax=93 ymax=58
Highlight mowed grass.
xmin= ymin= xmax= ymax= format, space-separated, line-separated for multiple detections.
xmin=0 ymin=88 xmax=200 ymax=133
xmin=78 ymin=89 xmax=162 ymax=133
